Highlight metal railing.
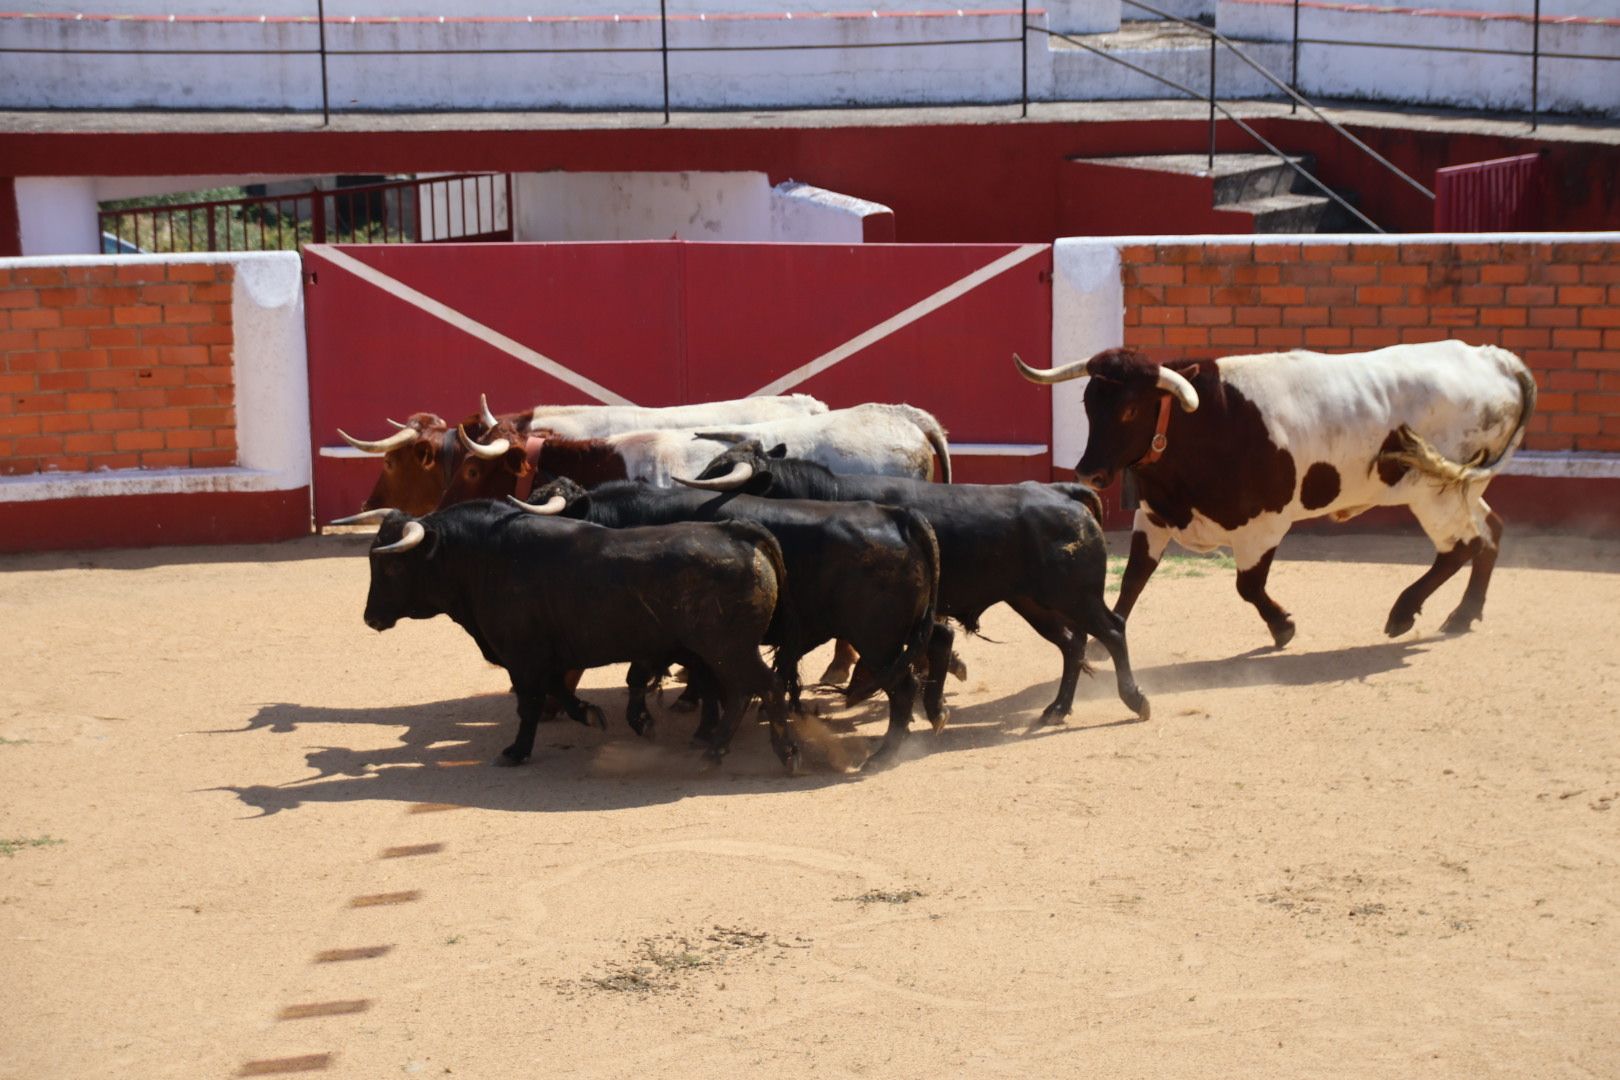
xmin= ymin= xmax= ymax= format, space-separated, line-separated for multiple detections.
xmin=98 ymin=173 xmax=511 ymax=254
xmin=3 ymin=3 xmax=1607 ymax=132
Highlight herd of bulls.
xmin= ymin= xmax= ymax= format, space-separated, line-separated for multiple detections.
xmin=339 ymin=339 xmax=1537 ymax=773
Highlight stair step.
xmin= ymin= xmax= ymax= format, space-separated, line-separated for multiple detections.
xmin=1071 ymin=152 xmax=1311 ymax=206
xmin=1216 ymin=192 xmax=1332 ymax=233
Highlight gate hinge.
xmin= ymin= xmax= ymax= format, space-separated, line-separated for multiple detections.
xmin=304 ymin=270 xmax=318 ymax=285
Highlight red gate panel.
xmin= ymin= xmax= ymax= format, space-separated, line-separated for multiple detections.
xmin=304 ymin=241 xmax=1052 ymax=524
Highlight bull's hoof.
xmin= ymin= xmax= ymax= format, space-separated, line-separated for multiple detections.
xmin=1445 ymin=608 xmax=1483 ymax=634
xmin=926 ymin=704 xmax=951 ymax=733
xmin=669 ymin=695 xmax=699 ymax=714
xmin=1384 ymin=610 xmax=1417 ymax=637
xmin=495 ymin=747 xmax=528 ymax=767
xmin=777 ymin=744 xmax=803 ymax=776
xmin=587 ymin=705 xmax=608 ymax=731
xmin=862 ymin=740 xmax=903 ymax=772
xmin=627 ymin=711 xmax=655 ymax=739
xmin=702 ymin=744 xmax=730 ymax=763
xmin=948 ymin=654 xmax=968 ymax=682
xmin=1129 ymin=693 xmax=1151 ymax=723
xmin=1033 ymin=703 xmax=1071 ymax=729
xmin=1268 ymin=619 xmax=1297 ymax=649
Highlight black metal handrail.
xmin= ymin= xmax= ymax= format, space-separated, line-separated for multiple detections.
xmin=1121 ymin=0 xmax=1435 ymax=202
xmin=1027 ymin=21 xmax=1385 ymax=232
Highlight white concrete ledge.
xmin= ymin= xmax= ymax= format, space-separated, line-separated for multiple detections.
xmin=951 ymin=442 xmax=1050 ymax=456
xmin=0 ymin=467 xmax=296 ymax=504
xmin=1501 ymin=451 xmax=1620 ymax=480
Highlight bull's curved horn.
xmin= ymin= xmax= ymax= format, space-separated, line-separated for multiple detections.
xmin=373 ymin=520 xmax=426 ymax=555
xmin=1156 ymin=366 xmax=1200 ymax=412
xmin=457 ymin=425 xmax=510 ymax=460
xmin=506 ymin=494 xmax=566 ymax=516
xmin=329 ymin=509 xmax=396 ymax=526
xmin=385 ymin=417 xmax=409 ymax=430
xmin=1013 ymin=353 xmax=1091 ymax=385
xmin=338 ymin=426 xmax=419 ymax=454
xmin=480 ymin=393 xmax=498 ymax=430
xmin=673 ymin=461 xmax=754 ymax=491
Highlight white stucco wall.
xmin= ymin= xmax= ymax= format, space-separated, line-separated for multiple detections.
xmin=1216 ymin=0 xmax=1620 ymax=116
xmin=0 ymin=252 xmax=310 ymax=504
xmin=0 ymin=9 xmax=1043 ymax=111
xmin=512 ymin=172 xmax=888 ymax=243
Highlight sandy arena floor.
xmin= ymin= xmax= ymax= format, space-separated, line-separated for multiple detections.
xmin=1 ymin=528 xmax=1616 ymax=1079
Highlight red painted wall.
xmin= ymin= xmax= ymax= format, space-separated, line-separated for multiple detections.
xmin=0 ymin=178 xmax=19 ymax=258
xmin=5 ymin=118 xmax=1617 ymax=242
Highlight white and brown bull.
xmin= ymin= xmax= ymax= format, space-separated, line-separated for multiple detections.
xmin=454 ymin=401 xmax=952 ymax=492
xmin=336 ymin=393 xmax=831 ymax=515
xmin=1015 ymin=340 xmax=1537 ymax=644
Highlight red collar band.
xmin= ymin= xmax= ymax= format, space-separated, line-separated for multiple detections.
xmin=1140 ymin=392 xmax=1174 ymax=466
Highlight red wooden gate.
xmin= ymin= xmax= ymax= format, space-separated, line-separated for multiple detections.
xmin=1433 ymin=153 xmax=1543 ymax=232
xmin=303 ymin=241 xmax=1054 ymax=524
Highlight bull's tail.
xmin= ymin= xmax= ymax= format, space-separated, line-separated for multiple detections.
xmin=1380 ymin=361 xmax=1538 ymax=489
xmin=894 ymin=404 xmax=953 ymax=483
xmin=1048 ymin=481 xmax=1105 ymax=523
xmin=849 ymin=509 xmax=941 ymax=705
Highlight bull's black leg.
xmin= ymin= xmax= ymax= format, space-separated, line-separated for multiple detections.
xmin=1234 ymin=547 xmax=1296 ymax=648
xmin=670 ymin=666 xmax=701 ymax=714
xmin=1009 ymin=597 xmax=1085 ymax=726
xmin=1082 ymin=594 xmax=1150 ymax=722
xmin=1114 ymin=529 xmax=1162 ymax=622
xmin=624 ymin=662 xmax=657 ymax=738
xmin=816 ymin=639 xmax=859 ymax=686
xmin=498 ymin=681 xmax=551 ymax=766
xmin=1385 ymin=540 xmax=1478 ymax=637
xmin=1440 ymin=509 xmax=1503 ymax=635
xmin=550 ymin=678 xmax=607 ymax=732
xmin=921 ymin=621 xmax=955 ymax=731
xmin=862 ymin=668 xmax=918 ymax=771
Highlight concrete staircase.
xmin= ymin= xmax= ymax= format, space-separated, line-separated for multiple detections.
xmin=1060 ymin=153 xmax=1357 ymax=235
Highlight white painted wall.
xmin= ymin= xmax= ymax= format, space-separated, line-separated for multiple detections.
xmin=512 ymin=172 xmax=888 ymax=243
xmin=1217 ymin=0 xmax=1620 ymax=116
xmin=15 ymin=178 xmax=100 ymax=257
xmin=18 ymin=1 xmax=1099 ymax=32
xmin=0 ymin=252 xmax=310 ymax=503
xmin=0 ymin=9 xmax=1040 ymax=110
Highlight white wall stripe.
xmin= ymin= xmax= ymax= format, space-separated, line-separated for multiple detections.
xmin=311 ymin=245 xmax=634 ymax=407
xmin=748 ymin=242 xmax=1048 ymax=398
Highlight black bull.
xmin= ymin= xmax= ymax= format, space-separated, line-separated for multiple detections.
xmin=521 ymin=478 xmax=946 ymax=767
xmin=358 ymin=501 xmax=790 ymax=766
xmin=686 ymin=445 xmax=1151 ymax=726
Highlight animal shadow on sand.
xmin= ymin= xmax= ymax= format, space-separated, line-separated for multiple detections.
xmin=207 ymin=687 xmax=872 ymax=818
xmin=204 ymin=639 xmax=1425 ymax=818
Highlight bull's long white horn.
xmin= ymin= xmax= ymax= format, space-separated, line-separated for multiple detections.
xmin=1156 ymin=366 xmax=1200 ymax=412
xmin=1013 ymin=353 xmax=1090 ymax=385
xmin=338 ymin=426 xmax=419 ymax=454
xmin=457 ymin=426 xmax=510 ymax=459
xmin=507 ymin=494 xmax=566 ymax=516
xmin=373 ymin=520 xmax=426 ymax=555
xmin=480 ymin=393 xmax=498 ymax=430
xmin=329 ymin=509 xmax=396 ymax=526
xmin=385 ymin=418 xmax=408 ymax=430
xmin=673 ymin=461 xmax=754 ymax=491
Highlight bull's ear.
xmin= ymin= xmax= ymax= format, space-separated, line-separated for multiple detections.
xmin=766 ymin=444 xmax=788 ymax=459
xmin=413 ymin=440 xmax=437 ymax=470
xmin=503 ymin=444 xmax=529 ymax=475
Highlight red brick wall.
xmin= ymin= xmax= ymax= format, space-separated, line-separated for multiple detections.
xmin=0 ymin=263 xmax=236 ymax=475
xmin=1120 ymin=240 xmax=1620 ymax=454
